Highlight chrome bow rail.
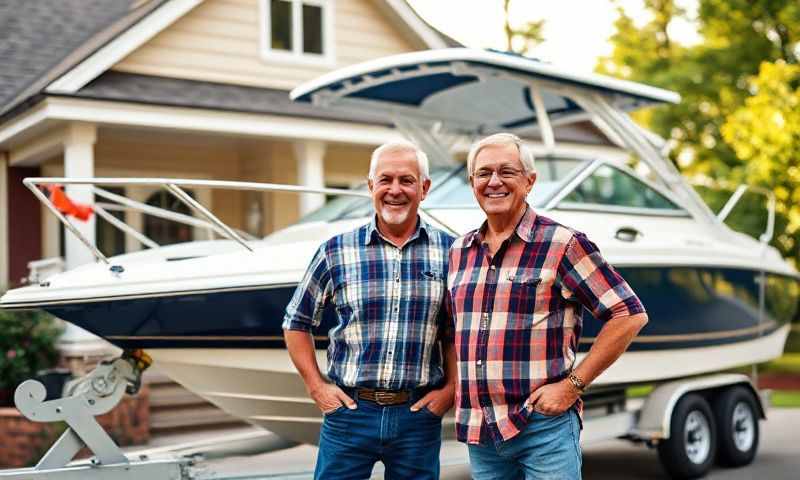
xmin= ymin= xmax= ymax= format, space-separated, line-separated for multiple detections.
xmin=23 ymin=177 xmax=458 ymax=265
xmin=23 ymin=177 xmax=372 ymax=265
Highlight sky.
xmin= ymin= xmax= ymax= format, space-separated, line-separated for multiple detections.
xmin=406 ymin=0 xmax=700 ymax=73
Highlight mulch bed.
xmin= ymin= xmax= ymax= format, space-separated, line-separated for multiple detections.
xmin=757 ymin=373 xmax=800 ymax=390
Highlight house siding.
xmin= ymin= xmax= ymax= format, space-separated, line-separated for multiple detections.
xmin=112 ymin=0 xmax=417 ymax=90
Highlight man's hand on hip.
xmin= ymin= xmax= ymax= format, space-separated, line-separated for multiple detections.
xmin=410 ymin=383 xmax=455 ymax=416
xmin=528 ymin=380 xmax=579 ymax=416
xmin=309 ymin=383 xmax=357 ymax=414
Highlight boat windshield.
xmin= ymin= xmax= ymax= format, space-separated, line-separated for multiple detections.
xmin=299 ymin=157 xmax=587 ymax=223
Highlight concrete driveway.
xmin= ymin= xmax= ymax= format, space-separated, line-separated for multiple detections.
xmin=192 ymin=408 xmax=799 ymax=479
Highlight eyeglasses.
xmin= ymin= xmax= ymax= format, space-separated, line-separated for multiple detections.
xmin=471 ymin=167 xmax=524 ymax=184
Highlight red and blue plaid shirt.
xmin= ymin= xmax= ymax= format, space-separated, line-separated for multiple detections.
xmin=448 ymin=206 xmax=645 ymax=445
xmin=284 ymin=216 xmax=454 ymax=390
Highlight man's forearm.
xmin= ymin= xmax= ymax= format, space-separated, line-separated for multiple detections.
xmin=573 ymin=312 xmax=648 ymax=386
xmin=284 ymin=329 xmax=326 ymax=392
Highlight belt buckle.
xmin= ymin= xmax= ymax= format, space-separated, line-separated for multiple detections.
xmin=374 ymin=391 xmax=398 ymax=405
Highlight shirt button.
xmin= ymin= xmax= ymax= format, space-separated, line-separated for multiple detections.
xmin=394 ymin=306 xmax=399 ymax=312
xmin=489 ymin=265 xmax=496 ymax=271
xmin=476 ymin=359 xmax=483 ymax=366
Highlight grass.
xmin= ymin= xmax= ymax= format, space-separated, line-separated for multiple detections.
xmin=770 ymin=391 xmax=800 ymax=408
xmin=760 ymin=353 xmax=800 ymax=375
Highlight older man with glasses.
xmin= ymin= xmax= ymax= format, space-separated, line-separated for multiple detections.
xmin=447 ymin=133 xmax=649 ymax=479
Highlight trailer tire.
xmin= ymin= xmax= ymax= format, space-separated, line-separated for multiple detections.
xmin=657 ymin=393 xmax=717 ymax=479
xmin=713 ymin=386 xmax=759 ymax=467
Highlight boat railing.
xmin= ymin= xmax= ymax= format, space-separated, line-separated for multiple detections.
xmin=23 ymin=177 xmax=372 ymax=265
xmin=713 ymin=183 xmax=776 ymax=244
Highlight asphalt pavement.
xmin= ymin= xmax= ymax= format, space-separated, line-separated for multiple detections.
xmin=160 ymin=408 xmax=800 ymax=479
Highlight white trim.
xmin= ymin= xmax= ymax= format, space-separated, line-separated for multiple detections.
xmin=290 ymin=48 xmax=681 ymax=105
xmin=34 ymin=97 xmax=401 ymax=146
xmin=380 ymin=0 xmax=448 ymax=49
xmin=46 ymin=0 xmax=204 ymax=93
xmin=259 ymin=0 xmax=335 ymax=67
xmin=0 ymin=102 xmax=49 ymax=145
xmin=0 ymin=153 xmax=8 ymax=290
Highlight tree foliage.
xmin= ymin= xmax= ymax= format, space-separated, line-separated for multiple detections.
xmin=598 ymin=0 xmax=800 ymax=265
xmin=502 ymin=0 xmax=545 ymax=55
xmin=721 ymin=61 xmax=800 ymax=259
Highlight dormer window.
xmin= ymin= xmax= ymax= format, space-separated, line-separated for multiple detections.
xmin=261 ymin=0 xmax=334 ymax=65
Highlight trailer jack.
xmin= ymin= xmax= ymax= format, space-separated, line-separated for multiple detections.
xmin=0 ymin=350 xmax=190 ymax=479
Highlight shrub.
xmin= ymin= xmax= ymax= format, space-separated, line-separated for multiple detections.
xmin=0 ymin=308 xmax=62 ymax=404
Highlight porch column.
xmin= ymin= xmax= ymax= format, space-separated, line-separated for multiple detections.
xmin=293 ymin=140 xmax=327 ymax=216
xmin=0 ymin=154 xmax=8 ymax=291
xmin=59 ymin=123 xmax=110 ymax=357
xmin=63 ymin=122 xmax=97 ymax=270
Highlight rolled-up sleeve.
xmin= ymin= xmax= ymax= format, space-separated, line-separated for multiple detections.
xmin=557 ymin=233 xmax=645 ymax=323
xmin=283 ymin=244 xmax=332 ymax=331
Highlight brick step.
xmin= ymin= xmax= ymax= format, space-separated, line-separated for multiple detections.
xmin=144 ymin=369 xmax=246 ymax=434
xmin=147 ymin=384 xmax=208 ymax=408
xmin=149 ymin=404 xmax=244 ymax=433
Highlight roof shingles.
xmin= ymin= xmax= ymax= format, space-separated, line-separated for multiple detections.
xmin=0 ymin=0 xmax=138 ymax=114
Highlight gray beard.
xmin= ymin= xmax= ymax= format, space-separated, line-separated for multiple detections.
xmin=379 ymin=205 xmax=410 ymax=226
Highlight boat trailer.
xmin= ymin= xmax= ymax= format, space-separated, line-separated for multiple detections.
xmin=0 ymin=350 xmax=768 ymax=480
xmin=0 ymin=350 xmax=298 ymax=480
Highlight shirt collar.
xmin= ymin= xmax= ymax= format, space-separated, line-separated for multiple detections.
xmin=465 ymin=204 xmax=537 ymax=247
xmin=365 ymin=215 xmax=428 ymax=246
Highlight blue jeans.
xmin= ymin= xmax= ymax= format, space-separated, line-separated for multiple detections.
xmin=468 ymin=410 xmax=582 ymax=480
xmin=315 ymin=391 xmax=442 ymax=479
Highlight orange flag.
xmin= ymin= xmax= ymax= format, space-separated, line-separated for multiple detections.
xmin=46 ymin=186 xmax=94 ymax=222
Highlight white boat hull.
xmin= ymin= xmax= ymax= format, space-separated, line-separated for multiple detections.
xmin=147 ymin=325 xmax=789 ymax=445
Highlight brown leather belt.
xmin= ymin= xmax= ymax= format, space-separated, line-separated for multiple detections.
xmin=356 ymin=388 xmax=411 ymax=406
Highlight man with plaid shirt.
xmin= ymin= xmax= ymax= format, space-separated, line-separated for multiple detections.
xmin=449 ymin=133 xmax=648 ymax=479
xmin=283 ymin=141 xmax=455 ymax=479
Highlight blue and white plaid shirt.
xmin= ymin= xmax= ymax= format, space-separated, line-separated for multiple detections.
xmin=283 ymin=216 xmax=454 ymax=390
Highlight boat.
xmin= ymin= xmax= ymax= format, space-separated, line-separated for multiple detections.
xmin=2 ymin=49 xmax=798 ymax=445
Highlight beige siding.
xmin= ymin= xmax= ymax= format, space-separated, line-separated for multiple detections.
xmin=324 ymin=143 xmax=370 ymax=186
xmin=94 ymin=138 xmax=245 ymax=230
xmin=113 ymin=0 xmax=418 ymax=89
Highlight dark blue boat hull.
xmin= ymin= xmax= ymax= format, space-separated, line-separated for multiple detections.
xmin=45 ymin=267 xmax=799 ymax=352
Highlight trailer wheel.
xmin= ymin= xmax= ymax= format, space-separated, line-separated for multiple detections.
xmin=657 ymin=393 xmax=717 ymax=479
xmin=713 ymin=386 xmax=759 ymax=467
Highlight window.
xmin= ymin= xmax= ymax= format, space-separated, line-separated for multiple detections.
xmin=561 ymin=164 xmax=684 ymax=212
xmin=144 ymin=190 xmax=195 ymax=246
xmin=261 ymin=0 xmax=333 ymax=64
xmin=96 ymin=187 xmax=126 ymax=257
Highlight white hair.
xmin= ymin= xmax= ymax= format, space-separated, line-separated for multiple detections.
xmin=466 ymin=133 xmax=535 ymax=176
xmin=368 ymin=141 xmax=430 ymax=181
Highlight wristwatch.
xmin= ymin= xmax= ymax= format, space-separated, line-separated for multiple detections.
xmin=567 ymin=372 xmax=587 ymax=395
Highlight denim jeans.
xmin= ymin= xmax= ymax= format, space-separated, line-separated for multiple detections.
xmin=314 ymin=390 xmax=443 ymax=479
xmin=467 ymin=410 xmax=582 ymax=480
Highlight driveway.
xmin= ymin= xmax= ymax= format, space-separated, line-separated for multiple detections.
xmin=192 ymin=408 xmax=800 ymax=479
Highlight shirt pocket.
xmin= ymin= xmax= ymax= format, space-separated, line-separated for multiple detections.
xmin=413 ymin=270 xmax=445 ymax=319
xmin=507 ymin=275 xmax=543 ymax=328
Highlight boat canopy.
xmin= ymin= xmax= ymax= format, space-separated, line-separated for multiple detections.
xmin=290 ymin=48 xmax=680 ymax=135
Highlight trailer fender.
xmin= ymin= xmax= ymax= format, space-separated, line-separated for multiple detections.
xmin=631 ymin=373 xmax=763 ymax=441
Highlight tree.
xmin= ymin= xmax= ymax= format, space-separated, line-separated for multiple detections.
xmin=721 ymin=61 xmax=800 ymax=262
xmin=598 ymin=0 xmax=800 ymax=265
xmin=502 ymin=0 xmax=545 ymax=55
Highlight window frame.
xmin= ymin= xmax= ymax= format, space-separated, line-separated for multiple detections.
xmin=549 ymin=160 xmax=692 ymax=218
xmin=259 ymin=0 xmax=335 ymax=67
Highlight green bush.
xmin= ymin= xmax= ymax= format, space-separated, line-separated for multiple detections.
xmin=0 ymin=308 xmax=62 ymax=396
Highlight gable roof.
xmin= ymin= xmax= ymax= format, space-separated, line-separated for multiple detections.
xmin=0 ymin=0 xmax=164 ymax=118
xmin=0 ymin=0 xmax=459 ymax=122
